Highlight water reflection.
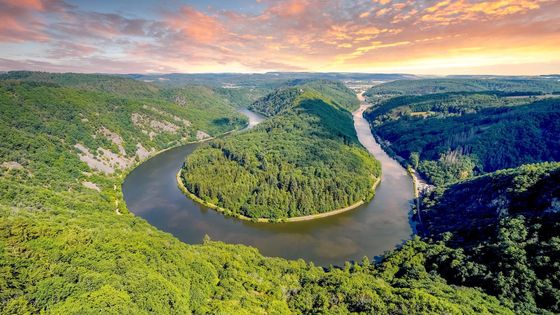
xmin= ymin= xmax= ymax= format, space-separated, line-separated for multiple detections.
xmin=123 ymin=105 xmax=414 ymax=266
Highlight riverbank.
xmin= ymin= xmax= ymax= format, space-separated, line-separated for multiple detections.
xmin=356 ymin=91 xmax=429 ymax=229
xmin=123 ymin=97 xmax=414 ymax=265
xmin=176 ymin=170 xmax=381 ymax=223
xmin=117 ymin=118 xmax=252 ymax=215
xmin=176 ymin=98 xmax=383 ymax=223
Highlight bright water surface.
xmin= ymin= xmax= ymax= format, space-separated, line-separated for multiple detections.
xmin=123 ymin=100 xmax=414 ymax=266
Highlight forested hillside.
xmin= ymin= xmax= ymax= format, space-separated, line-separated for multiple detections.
xmin=212 ymin=87 xmax=267 ymax=108
xmin=0 ymin=72 xmax=516 ymax=313
xmin=181 ymin=84 xmax=379 ymax=220
xmin=365 ymin=77 xmax=560 ymax=97
xmin=1 ymin=205 xmax=514 ymax=314
xmin=249 ymin=79 xmax=360 ymax=116
xmin=360 ymin=78 xmax=560 ymax=313
xmin=0 ymin=76 xmax=248 ymax=213
xmin=364 ymin=82 xmax=560 ymax=185
xmin=0 ymin=71 xmax=160 ymax=98
xmin=415 ymin=163 xmax=560 ymax=313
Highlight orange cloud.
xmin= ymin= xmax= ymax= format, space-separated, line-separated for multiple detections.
xmin=421 ymin=0 xmax=545 ymax=24
xmin=0 ymin=0 xmax=559 ymax=74
xmin=267 ymin=0 xmax=308 ymax=17
xmin=0 ymin=0 xmax=52 ymax=42
xmin=167 ymin=6 xmax=225 ymax=44
xmin=3 ymin=0 xmax=45 ymax=10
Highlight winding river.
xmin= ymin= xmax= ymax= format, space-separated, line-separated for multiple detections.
xmin=123 ymin=99 xmax=414 ymax=266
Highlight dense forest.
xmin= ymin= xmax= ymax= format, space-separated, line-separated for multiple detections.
xmin=416 ymin=162 xmax=560 ymax=313
xmin=0 ymin=72 xmax=520 ymax=313
xmin=249 ymin=79 xmax=360 ymax=116
xmin=365 ymin=77 xmax=560 ymax=97
xmin=364 ymin=81 xmax=560 ymax=185
xmin=1 ymin=206 xmax=514 ymax=314
xmin=361 ymin=77 xmax=560 ymax=313
xmin=0 ymin=76 xmax=248 ymax=208
xmin=181 ymin=81 xmax=379 ymax=220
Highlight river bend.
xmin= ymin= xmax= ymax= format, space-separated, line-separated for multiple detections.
xmin=123 ymin=100 xmax=414 ymax=266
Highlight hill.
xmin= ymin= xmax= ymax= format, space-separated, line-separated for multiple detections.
xmin=249 ymin=79 xmax=360 ymax=116
xmin=365 ymin=77 xmax=560 ymax=97
xmin=181 ymin=84 xmax=378 ymax=220
xmin=0 ymin=71 xmax=160 ymax=98
xmin=0 ymin=74 xmax=247 ymax=212
xmin=415 ymin=163 xmax=560 ymax=313
xmin=0 ymin=72 xmax=515 ymax=313
xmin=212 ymin=87 xmax=267 ymax=108
xmin=364 ymin=89 xmax=560 ymax=185
xmin=127 ymin=72 xmax=415 ymax=88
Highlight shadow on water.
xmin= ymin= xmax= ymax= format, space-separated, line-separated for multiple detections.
xmin=123 ymin=105 xmax=415 ymax=266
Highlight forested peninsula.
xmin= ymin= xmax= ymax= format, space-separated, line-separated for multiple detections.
xmin=2 ymin=72 xmax=559 ymax=314
xmin=180 ymin=80 xmax=380 ymax=220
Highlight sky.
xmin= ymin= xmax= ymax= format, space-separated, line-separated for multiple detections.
xmin=0 ymin=0 xmax=559 ymax=75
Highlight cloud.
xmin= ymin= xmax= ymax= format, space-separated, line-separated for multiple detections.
xmin=48 ymin=41 xmax=97 ymax=58
xmin=420 ymin=0 xmax=545 ymax=25
xmin=165 ymin=6 xmax=226 ymax=44
xmin=0 ymin=0 xmax=47 ymax=42
xmin=266 ymin=0 xmax=309 ymax=17
xmin=50 ymin=11 xmax=158 ymax=40
xmin=0 ymin=0 xmax=559 ymax=74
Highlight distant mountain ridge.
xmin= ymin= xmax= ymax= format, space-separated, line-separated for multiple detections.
xmin=365 ymin=77 xmax=560 ymax=96
xmin=126 ymin=72 xmax=418 ymax=88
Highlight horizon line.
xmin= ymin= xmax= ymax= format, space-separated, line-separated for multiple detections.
xmin=1 ymin=69 xmax=559 ymax=77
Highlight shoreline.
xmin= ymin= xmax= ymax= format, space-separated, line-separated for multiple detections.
xmin=117 ymin=123 xmax=248 ymax=214
xmin=175 ymin=100 xmax=384 ymax=223
xmin=357 ymin=92 xmax=423 ymax=229
xmin=176 ymin=170 xmax=381 ymax=223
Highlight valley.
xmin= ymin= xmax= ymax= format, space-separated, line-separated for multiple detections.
xmin=2 ymin=1 xmax=560 ymax=313
xmin=122 ymin=91 xmax=414 ymax=266
xmin=1 ymin=72 xmax=558 ymax=314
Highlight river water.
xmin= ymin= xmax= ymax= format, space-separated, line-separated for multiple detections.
xmin=123 ymin=100 xmax=414 ymax=266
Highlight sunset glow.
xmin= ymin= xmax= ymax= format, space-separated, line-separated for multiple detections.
xmin=0 ymin=0 xmax=559 ymax=74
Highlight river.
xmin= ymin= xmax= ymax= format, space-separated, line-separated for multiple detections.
xmin=122 ymin=98 xmax=414 ymax=266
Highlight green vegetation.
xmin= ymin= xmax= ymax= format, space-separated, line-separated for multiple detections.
xmin=212 ymin=87 xmax=268 ymax=108
xmin=159 ymin=86 xmax=248 ymax=133
xmin=7 ymin=73 xmax=560 ymax=313
xmin=1 ymin=205 xmax=514 ymax=314
xmin=249 ymin=79 xmax=360 ymax=116
xmin=0 ymin=71 xmax=160 ymax=98
xmin=416 ymin=162 xmax=560 ymax=313
xmin=364 ymin=91 xmax=537 ymax=122
xmin=364 ymin=85 xmax=560 ymax=185
xmin=182 ymin=82 xmax=378 ymax=219
xmin=0 ymin=73 xmax=248 ymax=214
xmin=362 ymin=78 xmax=560 ymax=313
xmin=249 ymin=86 xmax=304 ymax=116
xmin=0 ymin=72 xmax=518 ymax=313
xmin=365 ymin=77 xmax=560 ymax=97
